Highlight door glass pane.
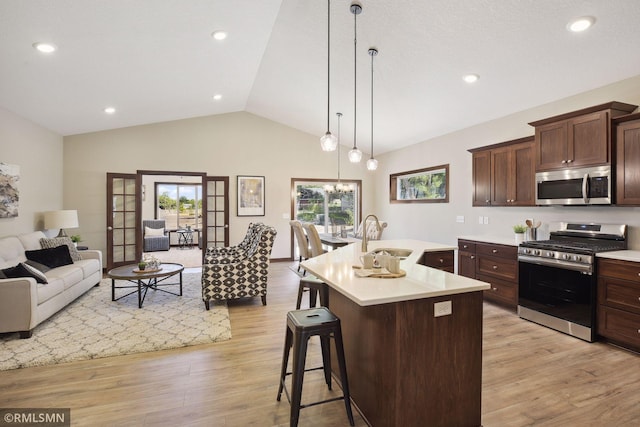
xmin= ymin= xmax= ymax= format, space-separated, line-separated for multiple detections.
xmin=113 ymin=229 xmax=124 ymax=245
xmin=113 ymin=178 xmax=124 ymax=194
xmin=113 ymin=246 xmax=125 ymax=263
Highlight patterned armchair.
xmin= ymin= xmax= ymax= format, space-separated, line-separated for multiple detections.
xmin=143 ymin=219 xmax=170 ymax=252
xmin=205 ymin=222 xmax=264 ymax=258
xmin=201 ymin=224 xmax=277 ymax=309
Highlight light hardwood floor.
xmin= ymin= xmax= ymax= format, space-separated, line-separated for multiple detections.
xmin=1 ymin=262 xmax=640 ymax=426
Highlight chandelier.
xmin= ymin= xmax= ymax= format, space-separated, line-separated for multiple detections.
xmin=324 ymin=112 xmax=354 ymax=194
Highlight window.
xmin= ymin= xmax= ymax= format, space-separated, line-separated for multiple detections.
xmin=292 ymin=179 xmax=361 ymax=238
xmin=156 ymin=183 xmax=203 ymax=230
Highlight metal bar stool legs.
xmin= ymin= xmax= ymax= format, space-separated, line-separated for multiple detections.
xmin=277 ymin=307 xmax=355 ymax=427
xmin=295 ymin=277 xmax=329 ymax=309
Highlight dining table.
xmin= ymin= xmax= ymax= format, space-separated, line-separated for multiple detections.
xmin=318 ymin=233 xmax=358 ymax=250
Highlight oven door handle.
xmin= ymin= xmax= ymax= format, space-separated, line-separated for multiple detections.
xmin=582 ymin=173 xmax=590 ymax=204
xmin=518 ymin=255 xmax=593 ymax=274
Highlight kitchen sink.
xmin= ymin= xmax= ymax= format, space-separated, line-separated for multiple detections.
xmin=369 ymin=248 xmax=413 ymax=259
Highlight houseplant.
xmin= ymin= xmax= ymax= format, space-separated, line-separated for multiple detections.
xmin=70 ymin=235 xmax=82 ymax=247
xmin=513 ymin=225 xmax=527 ymax=244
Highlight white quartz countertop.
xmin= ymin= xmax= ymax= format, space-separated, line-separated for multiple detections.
xmin=301 ymin=239 xmax=490 ymax=307
xmin=597 ymin=250 xmax=640 ymax=262
xmin=458 ymin=235 xmax=519 ymax=247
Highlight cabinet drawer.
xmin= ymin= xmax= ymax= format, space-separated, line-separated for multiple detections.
xmin=598 ymin=305 xmax=640 ymax=350
xmin=476 ymin=256 xmax=518 ymax=282
xmin=422 ymin=251 xmax=454 ymax=270
xmin=598 ymin=276 xmax=640 ymax=314
xmin=476 ymin=242 xmax=517 ymax=260
xmin=598 ymin=258 xmax=640 ymax=283
xmin=458 ymin=240 xmax=476 ymax=252
xmin=476 ymin=274 xmax=517 ymax=307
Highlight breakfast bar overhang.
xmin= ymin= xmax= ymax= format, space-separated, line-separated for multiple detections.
xmin=301 ymin=239 xmax=491 ymax=427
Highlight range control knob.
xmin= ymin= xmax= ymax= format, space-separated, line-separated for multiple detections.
xmin=533 ymin=250 xmax=541 ymax=256
xmin=562 ymin=253 xmax=570 ymax=260
xmin=546 ymin=251 xmax=554 ymax=257
xmin=573 ymin=255 xmax=582 ymax=262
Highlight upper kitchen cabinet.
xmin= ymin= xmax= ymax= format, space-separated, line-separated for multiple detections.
xmin=529 ymin=101 xmax=637 ymax=172
xmin=614 ymin=113 xmax=640 ymax=205
xmin=470 ymin=136 xmax=535 ymax=207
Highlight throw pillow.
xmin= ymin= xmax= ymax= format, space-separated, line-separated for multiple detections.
xmin=25 ymin=245 xmax=74 ymax=268
xmin=39 ymin=237 xmax=81 ymax=261
xmin=2 ymin=263 xmax=48 ymax=284
xmin=25 ymin=260 xmax=51 ymax=273
xmin=145 ymin=226 xmax=165 ymax=237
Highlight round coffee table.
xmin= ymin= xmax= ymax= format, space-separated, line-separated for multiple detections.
xmin=108 ymin=262 xmax=184 ymax=308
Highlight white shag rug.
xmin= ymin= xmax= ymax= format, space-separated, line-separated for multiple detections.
xmin=0 ymin=273 xmax=231 ymax=371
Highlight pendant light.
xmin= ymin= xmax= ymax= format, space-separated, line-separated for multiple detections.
xmin=320 ymin=0 xmax=338 ymax=151
xmin=324 ymin=112 xmax=353 ymax=194
xmin=348 ymin=2 xmax=363 ymax=163
xmin=367 ymin=48 xmax=378 ymax=171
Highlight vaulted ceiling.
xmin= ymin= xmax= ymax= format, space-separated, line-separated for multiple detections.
xmin=1 ymin=0 xmax=639 ymax=154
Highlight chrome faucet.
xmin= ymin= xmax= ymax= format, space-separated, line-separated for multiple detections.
xmin=361 ymin=214 xmax=381 ymax=253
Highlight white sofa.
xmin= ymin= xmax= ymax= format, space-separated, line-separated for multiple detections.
xmin=0 ymin=231 xmax=102 ymax=338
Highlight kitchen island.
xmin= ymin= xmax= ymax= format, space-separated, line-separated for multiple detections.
xmin=301 ymin=239 xmax=490 ymax=427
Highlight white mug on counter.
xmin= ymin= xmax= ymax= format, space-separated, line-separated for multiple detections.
xmin=388 ymin=256 xmax=401 ymax=274
xmin=360 ymin=253 xmax=374 ymax=269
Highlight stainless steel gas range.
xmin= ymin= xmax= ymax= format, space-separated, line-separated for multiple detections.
xmin=517 ymin=222 xmax=627 ymax=342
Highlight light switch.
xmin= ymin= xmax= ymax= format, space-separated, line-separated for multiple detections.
xmin=483 ymin=216 xmax=489 ymax=225
xmin=456 ymin=215 xmax=465 ymax=223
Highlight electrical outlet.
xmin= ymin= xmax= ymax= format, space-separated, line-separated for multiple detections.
xmin=434 ymin=301 xmax=452 ymax=317
xmin=456 ymin=215 xmax=465 ymax=223
xmin=478 ymin=216 xmax=483 ymax=225
xmin=483 ymin=216 xmax=489 ymax=225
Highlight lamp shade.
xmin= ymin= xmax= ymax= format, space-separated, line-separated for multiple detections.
xmin=44 ymin=210 xmax=79 ymax=231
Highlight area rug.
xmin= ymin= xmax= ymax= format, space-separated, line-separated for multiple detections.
xmin=0 ymin=272 xmax=231 ymax=371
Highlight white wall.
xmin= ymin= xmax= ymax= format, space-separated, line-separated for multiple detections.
xmin=63 ymin=112 xmax=374 ymax=259
xmin=374 ymin=74 xmax=640 ymax=249
xmin=0 ymin=107 xmax=63 ymax=236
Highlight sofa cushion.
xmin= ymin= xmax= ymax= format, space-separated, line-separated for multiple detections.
xmin=0 ymin=236 xmax=27 ymax=269
xmin=17 ymin=231 xmax=48 ymax=251
xmin=37 ymin=277 xmax=64 ymax=304
xmin=2 ymin=262 xmax=48 ymax=284
xmin=40 ymin=237 xmax=81 ymax=261
xmin=45 ymin=264 xmax=84 ymax=290
xmin=26 ymin=245 xmax=74 ymax=269
xmin=145 ymin=226 xmax=165 ymax=236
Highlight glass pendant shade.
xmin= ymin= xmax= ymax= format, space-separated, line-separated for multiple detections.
xmin=348 ymin=147 xmax=362 ymax=163
xmin=366 ymin=157 xmax=378 ymax=171
xmin=320 ymin=132 xmax=338 ymax=151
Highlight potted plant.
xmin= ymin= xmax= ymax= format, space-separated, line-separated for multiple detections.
xmin=70 ymin=235 xmax=82 ymax=247
xmin=138 ymin=261 xmax=147 ymax=271
xmin=513 ymin=224 xmax=527 ymax=244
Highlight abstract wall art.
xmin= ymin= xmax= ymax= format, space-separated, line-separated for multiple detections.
xmin=0 ymin=163 xmax=20 ymax=218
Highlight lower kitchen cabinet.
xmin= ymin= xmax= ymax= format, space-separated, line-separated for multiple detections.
xmin=597 ymin=258 xmax=640 ymax=351
xmin=419 ymin=250 xmax=455 ymax=273
xmin=457 ymin=239 xmax=518 ymax=309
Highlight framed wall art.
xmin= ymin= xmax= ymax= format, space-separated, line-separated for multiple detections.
xmin=237 ymin=175 xmax=265 ymax=216
xmin=0 ymin=163 xmax=20 ymax=218
xmin=389 ymin=164 xmax=449 ymax=203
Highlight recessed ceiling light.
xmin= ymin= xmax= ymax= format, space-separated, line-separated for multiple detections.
xmin=104 ymin=107 xmax=116 ymax=114
xmin=211 ymin=31 xmax=227 ymax=41
xmin=463 ymin=74 xmax=479 ymax=84
xmin=213 ymin=94 xmax=222 ymax=101
xmin=568 ymin=16 xmax=595 ymax=32
xmin=32 ymin=42 xmax=57 ymax=53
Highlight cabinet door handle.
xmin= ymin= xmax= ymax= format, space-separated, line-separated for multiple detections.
xmin=485 ymin=200 xmax=490 ymax=203
xmin=470 ymin=256 xmax=475 ymax=259
xmin=492 ymin=287 xmax=497 ymax=291
xmin=439 ymin=259 xmax=444 ymax=263
xmin=492 ymin=249 xmax=498 ymax=253
xmin=567 ymin=159 xmax=573 ymax=163
xmin=463 ymin=245 xmax=468 ymax=249
xmin=492 ymin=265 xmax=498 ymax=270
xmin=561 ymin=160 xmax=567 ymax=164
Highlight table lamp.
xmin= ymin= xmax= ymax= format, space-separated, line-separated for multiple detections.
xmin=44 ymin=210 xmax=79 ymax=237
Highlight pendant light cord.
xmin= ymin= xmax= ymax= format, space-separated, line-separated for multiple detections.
xmin=326 ymin=0 xmax=331 ymax=133
xmin=370 ymin=51 xmax=374 ymax=158
xmin=353 ymin=8 xmax=357 ymax=150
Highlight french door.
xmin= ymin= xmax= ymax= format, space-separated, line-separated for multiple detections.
xmin=106 ymin=173 xmax=229 ymax=270
xmin=106 ymin=173 xmax=139 ymax=270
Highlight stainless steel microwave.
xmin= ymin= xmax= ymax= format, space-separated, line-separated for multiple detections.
xmin=535 ymin=165 xmax=611 ymax=205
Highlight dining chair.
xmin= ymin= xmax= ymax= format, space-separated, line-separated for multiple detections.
xmin=289 ymin=220 xmax=311 ymax=273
